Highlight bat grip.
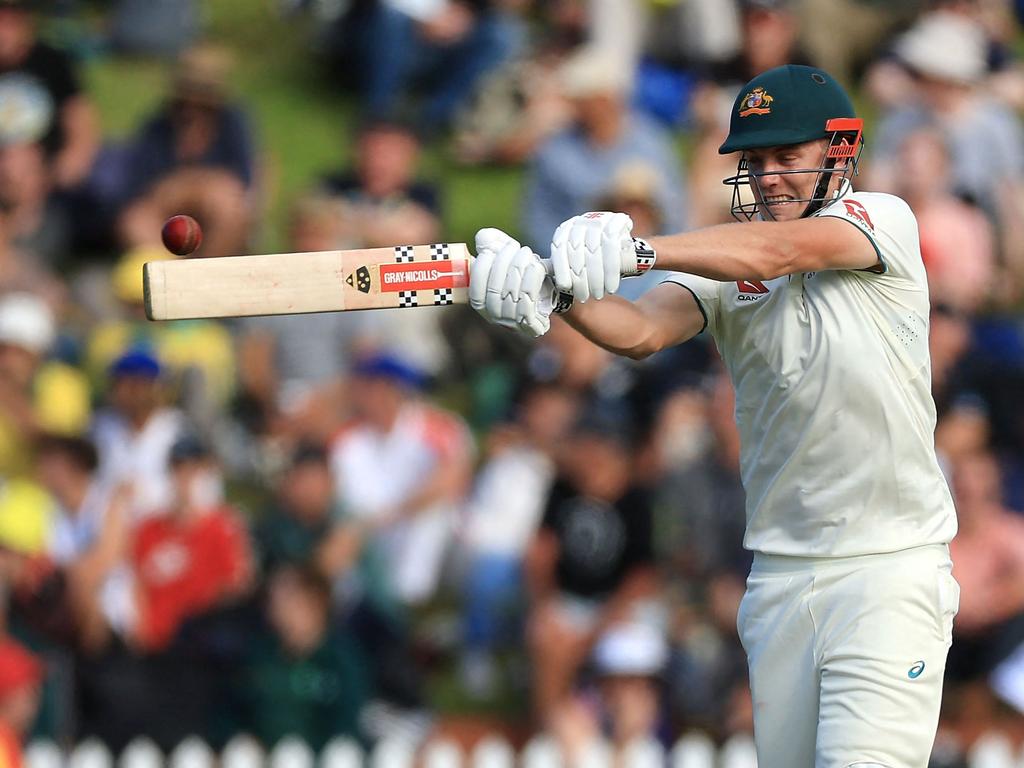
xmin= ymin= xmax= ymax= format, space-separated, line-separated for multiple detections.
xmin=542 ymin=257 xmax=574 ymax=314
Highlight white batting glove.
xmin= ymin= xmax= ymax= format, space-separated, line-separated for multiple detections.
xmin=550 ymin=212 xmax=656 ymax=302
xmin=470 ymin=228 xmax=556 ymax=338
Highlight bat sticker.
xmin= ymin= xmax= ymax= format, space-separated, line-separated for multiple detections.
xmin=379 ymin=261 xmax=467 ymax=292
xmin=345 ymin=266 xmax=372 ymax=293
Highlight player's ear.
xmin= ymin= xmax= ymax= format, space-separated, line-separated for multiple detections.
xmin=834 ymin=139 xmax=853 ymax=169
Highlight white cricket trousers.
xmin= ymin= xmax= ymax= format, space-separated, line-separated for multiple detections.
xmin=737 ymin=543 xmax=959 ymax=768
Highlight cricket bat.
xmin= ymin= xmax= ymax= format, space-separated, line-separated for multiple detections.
xmin=143 ymin=243 xmax=472 ymax=320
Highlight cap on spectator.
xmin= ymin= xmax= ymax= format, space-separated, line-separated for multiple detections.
xmin=894 ymin=12 xmax=987 ymax=84
xmin=593 ymin=622 xmax=668 ymax=677
xmin=173 ymin=44 xmax=233 ymax=106
xmin=289 ymin=440 xmax=327 ymax=468
xmin=0 ymin=292 xmax=54 ymax=354
xmin=559 ymin=47 xmax=632 ymax=98
xmin=169 ymin=433 xmax=212 ymax=466
xmin=352 ymin=352 xmax=426 ymax=390
xmin=109 ymin=347 xmax=161 ymax=379
xmin=112 ymin=246 xmax=174 ymax=305
xmin=0 ymin=638 xmax=42 ymax=700
xmin=0 ymin=74 xmax=52 ymax=146
xmin=572 ymin=401 xmax=638 ymax=451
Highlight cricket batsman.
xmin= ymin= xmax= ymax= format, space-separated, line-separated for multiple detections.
xmin=468 ymin=64 xmax=959 ymax=767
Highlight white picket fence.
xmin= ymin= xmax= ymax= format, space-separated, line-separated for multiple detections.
xmin=25 ymin=734 xmax=751 ymax=768
xmin=21 ymin=732 xmax=1024 ymax=768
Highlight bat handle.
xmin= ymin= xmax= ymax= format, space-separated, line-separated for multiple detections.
xmin=542 ymin=257 xmax=574 ymax=315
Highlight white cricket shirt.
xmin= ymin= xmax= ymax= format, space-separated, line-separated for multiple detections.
xmin=664 ymin=189 xmax=957 ymax=557
xmin=330 ymin=402 xmax=472 ymax=603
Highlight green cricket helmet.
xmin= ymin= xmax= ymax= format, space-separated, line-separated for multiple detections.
xmin=719 ymin=65 xmax=864 ymax=221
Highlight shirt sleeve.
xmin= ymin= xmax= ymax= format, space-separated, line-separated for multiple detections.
xmin=658 ymin=272 xmax=722 ymax=338
xmin=816 ymin=192 xmax=925 ymax=287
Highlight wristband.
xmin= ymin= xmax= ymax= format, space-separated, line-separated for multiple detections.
xmin=552 ymin=291 xmax=574 ymax=315
xmin=630 ymin=237 xmax=657 ymax=275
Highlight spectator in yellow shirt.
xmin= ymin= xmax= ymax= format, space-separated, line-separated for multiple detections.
xmin=87 ymin=246 xmax=235 ymax=415
xmin=0 ymin=292 xmax=88 ymax=556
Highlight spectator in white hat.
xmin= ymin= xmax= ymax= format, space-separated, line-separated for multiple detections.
xmin=593 ymin=621 xmax=668 ymax=748
xmin=0 ymin=291 xmax=89 ymax=478
xmin=865 ymin=8 xmax=1024 ymax=293
xmin=522 ymin=46 xmax=686 ymax=252
xmin=867 ymin=11 xmax=1024 ymax=245
xmin=0 ymin=74 xmax=71 ymax=268
xmin=0 ymin=292 xmax=86 ymax=561
xmin=547 ymin=620 xmax=668 ymax=761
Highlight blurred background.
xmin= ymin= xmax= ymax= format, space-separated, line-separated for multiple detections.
xmin=0 ymin=0 xmax=1018 ymax=766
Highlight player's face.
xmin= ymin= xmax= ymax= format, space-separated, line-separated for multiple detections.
xmin=743 ymin=140 xmax=830 ymax=221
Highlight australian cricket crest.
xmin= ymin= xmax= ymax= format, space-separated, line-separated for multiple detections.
xmin=739 ymin=87 xmax=773 ymax=117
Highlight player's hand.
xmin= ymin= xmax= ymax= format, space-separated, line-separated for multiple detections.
xmin=550 ymin=211 xmax=655 ymax=302
xmin=470 ymin=228 xmax=555 ymax=338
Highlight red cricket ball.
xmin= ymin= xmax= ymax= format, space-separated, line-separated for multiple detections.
xmin=161 ymin=214 xmax=203 ymax=256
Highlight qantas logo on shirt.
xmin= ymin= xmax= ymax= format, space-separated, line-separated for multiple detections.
xmin=736 ymin=280 xmax=769 ymax=294
xmin=843 ymin=200 xmax=875 ymax=231
xmin=736 ymin=280 xmax=770 ymax=301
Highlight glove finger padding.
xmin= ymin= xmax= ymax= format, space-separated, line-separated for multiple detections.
xmin=471 ymin=230 xmax=552 ymax=337
xmin=475 ymin=227 xmax=518 ymax=256
xmin=604 ymin=213 xmax=634 ymax=296
xmin=554 ymin=217 xmax=594 ymax=302
xmin=515 ymin=258 xmax=552 ymax=338
xmin=469 ymin=247 xmax=496 ymax=314
xmin=549 ymin=211 xmax=637 ymax=304
xmin=550 ymin=218 xmax=575 ymax=298
xmin=580 ymin=216 xmax=606 ymax=300
xmin=484 ymin=239 xmax=522 ymax=321
xmin=520 ymin=257 xmax=550 ymax=310
xmin=567 ymin=219 xmax=593 ymax=302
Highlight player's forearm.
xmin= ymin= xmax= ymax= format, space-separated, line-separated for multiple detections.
xmin=649 ymin=222 xmax=801 ymax=281
xmin=562 ymin=295 xmax=669 ymax=360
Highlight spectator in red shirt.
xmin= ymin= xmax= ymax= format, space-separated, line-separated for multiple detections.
xmin=131 ymin=435 xmax=251 ymax=652
xmin=0 ymin=638 xmax=42 ymax=768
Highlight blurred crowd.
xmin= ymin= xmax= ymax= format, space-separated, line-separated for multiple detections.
xmin=0 ymin=0 xmax=1015 ymax=765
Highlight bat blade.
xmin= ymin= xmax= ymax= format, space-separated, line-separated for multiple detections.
xmin=143 ymin=243 xmax=472 ymax=320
